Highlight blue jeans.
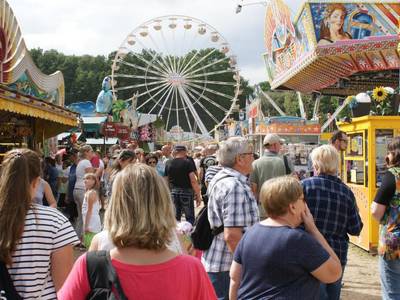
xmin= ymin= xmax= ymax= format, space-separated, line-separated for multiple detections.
xmin=319 ymin=265 xmax=345 ymax=300
xmin=379 ymin=256 xmax=400 ymax=300
xmin=171 ymin=188 xmax=195 ymax=225
xmin=208 ymin=271 xmax=230 ymax=300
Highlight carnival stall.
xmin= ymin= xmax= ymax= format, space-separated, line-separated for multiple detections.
xmin=263 ymin=0 xmax=400 ymax=251
xmin=0 ymin=0 xmax=78 ymax=158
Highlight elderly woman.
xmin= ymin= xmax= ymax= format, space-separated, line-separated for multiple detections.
xmin=230 ymin=176 xmax=341 ymax=300
xmin=371 ymin=137 xmax=400 ymax=299
xmin=58 ymin=164 xmax=216 ymax=299
xmin=302 ymin=145 xmax=363 ymax=300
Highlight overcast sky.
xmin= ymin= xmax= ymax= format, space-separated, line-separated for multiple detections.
xmin=8 ymin=0 xmax=302 ymax=84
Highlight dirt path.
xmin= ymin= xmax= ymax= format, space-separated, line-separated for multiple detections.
xmin=341 ymin=244 xmax=381 ymax=299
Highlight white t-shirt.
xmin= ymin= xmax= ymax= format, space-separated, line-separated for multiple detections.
xmin=96 ymin=230 xmax=183 ymax=254
xmin=9 ymin=204 xmax=79 ymax=299
xmin=82 ymin=190 xmax=102 ymax=233
xmin=74 ymin=159 xmax=92 ymax=190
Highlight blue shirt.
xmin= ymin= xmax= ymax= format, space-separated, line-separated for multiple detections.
xmin=234 ymin=223 xmax=330 ymax=300
xmin=302 ymin=174 xmax=363 ymax=265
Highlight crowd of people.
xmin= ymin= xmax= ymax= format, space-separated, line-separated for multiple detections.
xmin=0 ymin=130 xmax=399 ymax=299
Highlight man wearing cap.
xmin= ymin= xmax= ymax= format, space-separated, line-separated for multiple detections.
xmin=165 ymin=145 xmax=202 ymax=225
xmin=250 ymin=133 xmax=293 ymax=205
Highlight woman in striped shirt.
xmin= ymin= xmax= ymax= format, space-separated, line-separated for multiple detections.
xmin=0 ymin=149 xmax=79 ymax=299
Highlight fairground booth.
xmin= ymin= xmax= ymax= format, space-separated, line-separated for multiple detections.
xmin=0 ymin=0 xmax=78 ymax=158
xmin=264 ymin=0 xmax=400 ymax=251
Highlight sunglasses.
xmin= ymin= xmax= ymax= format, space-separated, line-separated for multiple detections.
xmin=148 ymin=160 xmax=157 ymax=165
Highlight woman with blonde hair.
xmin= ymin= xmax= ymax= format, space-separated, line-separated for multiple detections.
xmin=0 ymin=149 xmax=78 ymax=299
xmin=59 ymin=164 xmax=216 ymax=299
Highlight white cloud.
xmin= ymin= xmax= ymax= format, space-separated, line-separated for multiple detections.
xmin=8 ymin=0 xmax=303 ymax=84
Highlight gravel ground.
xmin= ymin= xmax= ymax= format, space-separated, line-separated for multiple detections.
xmin=341 ymin=244 xmax=381 ymax=299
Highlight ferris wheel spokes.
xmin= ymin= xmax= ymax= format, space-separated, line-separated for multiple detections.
xmin=178 ymin=87 xmax=194 ymax=134
xmin=114 ymin=79 xmax=167 ymax=92
xmin=117 ymin=58 xmax=167 ymax=79
xmin=186 ymin=79 xmax=236 ymax=86
xmin=179 ymin=48 xmax=218 ymax=76
xmin=134 ymin=34 xmax=174 ymax=75
xmin=185 ymin=81 xmax=234 ymax=100
xmin=185 ymin=85 xmax=229 ymax=113
xmin=165 ymin=86 xmax=175 ymax=129
xmin=184 ymin=86 xmax=220 ymax=124
xmin=136 ymin=82 xmax=170 ymax=108
xmin=185 ymin=69 xmax=235 ymax=79
xmin=113 ymin=73 xmax=164 ymax=81
xmin=148 ymin=84 xmax=174 ymax=114
xmin=183 ymin=55 xmax=230 ymax=78
xmin=178 ymin=85 xmax=209 ymax=136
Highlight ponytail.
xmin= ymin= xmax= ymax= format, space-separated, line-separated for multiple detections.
xmin=0 ymin=149 xmax=41 ymax=265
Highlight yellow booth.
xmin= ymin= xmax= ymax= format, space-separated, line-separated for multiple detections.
xmin=338 ymin=116 xmax=400 ymax=252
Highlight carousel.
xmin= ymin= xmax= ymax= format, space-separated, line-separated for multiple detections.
xmin=264 ymin=0 xmax=399 ymax=251
xmin=0 ymin=0 xmax=78 ymax=157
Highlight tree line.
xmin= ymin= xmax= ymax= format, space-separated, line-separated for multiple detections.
xmin=30 ymin=48 xmax=346 ymax=124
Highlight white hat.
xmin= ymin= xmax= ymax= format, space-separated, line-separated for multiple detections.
xmin=263 ymin=133 xmax=285 ymax=146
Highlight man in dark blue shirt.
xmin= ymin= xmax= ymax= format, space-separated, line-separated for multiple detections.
xmin=302 ymin=145 xmax=363 ymax=300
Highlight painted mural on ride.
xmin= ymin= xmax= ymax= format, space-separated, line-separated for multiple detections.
xmin=264 ymin=0 xmax=400 ymax=90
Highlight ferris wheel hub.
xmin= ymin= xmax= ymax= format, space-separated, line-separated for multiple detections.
xmin=167 ymin=73 xmax=186 ymax=86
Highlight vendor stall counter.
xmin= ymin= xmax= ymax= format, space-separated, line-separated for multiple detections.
xmin=338 ymin=116 xmax=400 ymax=252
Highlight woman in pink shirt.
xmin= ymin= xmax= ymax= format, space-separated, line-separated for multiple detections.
xmin=58 ymin=163 xmax=216 ymax=300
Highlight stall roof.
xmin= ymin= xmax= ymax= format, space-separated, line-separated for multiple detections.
xmin=82 ymin=116 xmax=107 ymax=124
xmin=0 ymin=85 xmax=78 ymax=128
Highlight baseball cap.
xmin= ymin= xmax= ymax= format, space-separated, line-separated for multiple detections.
xmin=263 ymin=133 xmax=285 ymax=146
xmin=173 ymin=145 xmax=187 ymax=152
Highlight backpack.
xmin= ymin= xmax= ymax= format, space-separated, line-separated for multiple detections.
xmin=190 ymin=175 xmax=231 ymax=250
xmin=190 ymin=206 xmax=224 ymax=250
xmin=86 ymin=251 xmax=128 ymax=300
xmin=0 ymin=260 xmax=22 ymax=300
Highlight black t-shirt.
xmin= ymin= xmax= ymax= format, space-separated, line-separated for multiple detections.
xmin=165 ymin=157 xmax=196 ymax=189
xmin=374 ymin=171 xmax=396 ymax=206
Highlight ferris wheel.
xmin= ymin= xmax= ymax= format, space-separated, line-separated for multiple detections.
xmin=111 ymin=15 xmax=241 ymax=139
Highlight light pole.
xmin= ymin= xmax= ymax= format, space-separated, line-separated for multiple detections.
xmin=235 ymin=0 xmax=268 ymax=14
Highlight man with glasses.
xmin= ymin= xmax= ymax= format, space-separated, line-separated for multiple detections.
xmin=329 ymin=130 xmax=349 ymax=179
xmin=202 ymin=137 xmax=259 ymax=300
xmin=330 ymin=130 xmax=349 ymax=152
xmin=250 ymin=134 xmax=292 ymax=204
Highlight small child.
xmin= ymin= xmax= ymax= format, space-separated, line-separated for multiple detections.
xmin=82 ymin=173 xmax=102 ymax=249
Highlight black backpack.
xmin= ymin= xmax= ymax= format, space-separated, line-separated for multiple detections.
xmin=86 ymin=251 xmax=128 ymax=300
xmin=191 ymin=206 xmax=224 ymax=250
xmin=0 ymin=260 xmax=22 ymax=300
xmin=191 ymin=175 xmax=232 ymax=251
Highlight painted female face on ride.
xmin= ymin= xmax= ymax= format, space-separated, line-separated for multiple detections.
xmin=328 ymin=9 xmax=345 ymax=33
